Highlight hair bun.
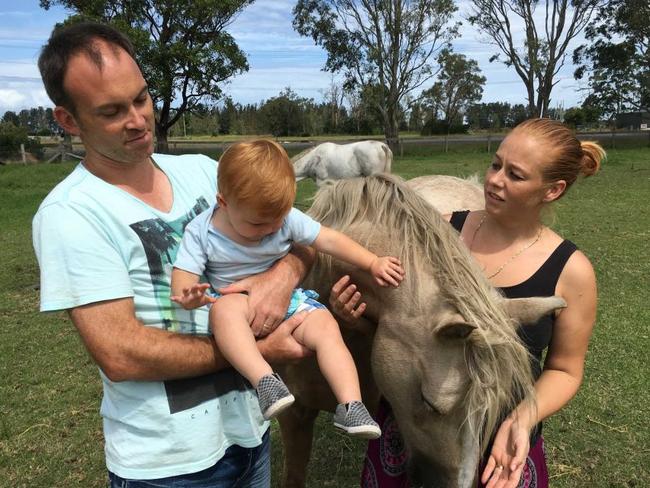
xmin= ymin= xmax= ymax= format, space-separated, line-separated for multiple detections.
xmin=580 ymin=141 xmax=605 ymax=177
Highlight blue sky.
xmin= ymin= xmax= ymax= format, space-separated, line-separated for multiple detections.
xmin=0 ymin=0 xmax=589 ymax=115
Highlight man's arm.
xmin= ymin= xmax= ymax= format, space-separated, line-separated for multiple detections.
xmin=69 ymin=297 xmax=225 ymax=382
xmin=70 ymin=296 xmax=311 ymax=382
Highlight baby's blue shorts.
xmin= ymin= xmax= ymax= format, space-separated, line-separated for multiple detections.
xmin=285 ymin=288 xmax=326 ymax=319
xmin=208 ymin=288 xmax=326 ymax=318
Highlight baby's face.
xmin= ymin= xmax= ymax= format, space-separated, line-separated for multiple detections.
xmin=227 ymin=202 xmax=287 ymax=243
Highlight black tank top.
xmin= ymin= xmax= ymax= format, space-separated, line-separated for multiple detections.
xmin=450 ymin=210 xmax=577 ymax=445
xmin=449 ymin=210 xmax=577 ymax=380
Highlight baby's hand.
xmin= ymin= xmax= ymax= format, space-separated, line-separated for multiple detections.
xmin=370 ymin=256 xmax=405 ymax=287
xmin=171 ymin=283 xmax=217 ymax=309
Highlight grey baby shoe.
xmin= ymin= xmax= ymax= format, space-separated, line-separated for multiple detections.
xmin=333 ymin=401 xmax=381 ymax=439
xmin=256 ymin=373 xmax=295 ymax=420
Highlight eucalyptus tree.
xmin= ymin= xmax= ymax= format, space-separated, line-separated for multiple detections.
xmin=293 ymin=0 xmax=459 ymax=151
xmin=469 ymin=0 xmax=600 ymax=118
xmin=573 ymin=0 xmax=649 ymax=119
xmin=40 ymin=0 xmax=252 ymax=152
xmin=421 ymin=49 xmax=485 ymax=149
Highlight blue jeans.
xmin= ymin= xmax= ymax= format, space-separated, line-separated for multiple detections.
xmin=108 ymin=430 xmax=270 ymax=488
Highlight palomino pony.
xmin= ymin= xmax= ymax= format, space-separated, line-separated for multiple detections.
xmin=277 ymin=174 xmax=564 ymax=487
xmin=291 ymin=141 xmax=392 ymax=186
xmin=406 ymin=174 xmax=484 ymax=214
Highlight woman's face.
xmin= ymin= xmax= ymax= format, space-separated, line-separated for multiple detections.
xmin=484 ymin=130 xmax=552 ymax=216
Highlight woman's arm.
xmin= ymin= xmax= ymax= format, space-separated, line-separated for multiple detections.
xmin=526 ymin=250 xmax=598 ymax=423
xmin=482 ymin=250 xmax=597 ymax=487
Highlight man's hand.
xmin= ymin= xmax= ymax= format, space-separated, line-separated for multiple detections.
xmin=369 ymin=256 xmax=405 ymax=287
xmin=257 ymin=311 xmax=312 ymax=363
xmin=219 ymin=272 xmax=293 ymax=336
xmin=171 ymin=283 xmax=217 ymax=310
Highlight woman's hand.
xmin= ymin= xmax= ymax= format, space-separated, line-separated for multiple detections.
xmin=481 ymin=414 xmax=530 ymax=488
xmin=328 ymin=275 xmax=366 ymax=322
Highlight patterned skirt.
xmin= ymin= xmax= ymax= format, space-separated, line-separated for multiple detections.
xmin=361 ymin=398 xmax=549 ymax=488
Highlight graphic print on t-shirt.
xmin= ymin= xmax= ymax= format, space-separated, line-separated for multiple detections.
xmin=129 ymin=197 xmax=251 ymax=413
xmin=130 ymin=197 xmax=209 ymax=332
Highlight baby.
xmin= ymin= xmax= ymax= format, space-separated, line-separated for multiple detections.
xmin=171 ymin=139 xmax=404 ymax=438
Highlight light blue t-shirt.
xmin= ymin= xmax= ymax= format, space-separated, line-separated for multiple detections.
xmin=174 ymin=205 xmax=321 ymax=289
xmin=32 ymin=154 xmax=268 ymax=480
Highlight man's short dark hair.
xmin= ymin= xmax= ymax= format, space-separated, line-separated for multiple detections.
xmin=38 ymin=21 xmax=137 ymax=112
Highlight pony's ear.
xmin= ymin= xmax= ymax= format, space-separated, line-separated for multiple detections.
xmin=502 ymin=296 xmax=567 ymax=325
xmin=437 ymin=321 xmax=477 ymax=340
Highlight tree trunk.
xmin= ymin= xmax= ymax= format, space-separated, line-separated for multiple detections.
xmin=384 ymin=107 xmax=400 ymax=154
xmin=156 ymin=121 xmax=170 ymax=154
xmin=63 ymin=133 xmax=73 ymax=154
xmin=385 ymin=120 xmax=400 ymax=154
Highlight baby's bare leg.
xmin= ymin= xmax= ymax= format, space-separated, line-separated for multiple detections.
xmin=210 ymin=293 xmax=272 ymax=387
xmin=292 ymin=309 xmax=361 ymax=404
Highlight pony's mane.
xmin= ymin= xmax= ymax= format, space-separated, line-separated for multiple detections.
xmin=308 ymin=173 xmax=535 ymax=451
xmin=290 ymin=146 xmax=316 ymax=163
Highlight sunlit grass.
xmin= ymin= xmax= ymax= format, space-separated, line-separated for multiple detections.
xmin=1 ymin=146 xmax=648 ymax=487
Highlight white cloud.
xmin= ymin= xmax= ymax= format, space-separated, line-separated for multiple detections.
xmin=0 ymin=0 xmax=589 ymax=113
xmin=0 ymin=59 xmax=51 ymax=112
xmin=0 ymin=86 xmax=51 ymax=113
xmin=225 ymin=65 xmax=341 ymax=104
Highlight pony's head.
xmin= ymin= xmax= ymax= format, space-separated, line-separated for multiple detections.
xmin=309 ymin=174 xmax=561 ymax=487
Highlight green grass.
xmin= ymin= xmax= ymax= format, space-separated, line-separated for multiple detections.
xmin=1 ymin=147 xmax=648 ymax=487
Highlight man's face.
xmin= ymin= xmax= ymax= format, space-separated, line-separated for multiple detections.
xmin=55 ymin=42 xmax=155 ymax=168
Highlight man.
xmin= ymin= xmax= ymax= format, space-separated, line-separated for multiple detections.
xmin=33 ymin=21 xmax=311 ymax=487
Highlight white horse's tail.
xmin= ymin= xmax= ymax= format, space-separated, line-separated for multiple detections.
xmin=382 ymin=142 xmax=393 ymax=173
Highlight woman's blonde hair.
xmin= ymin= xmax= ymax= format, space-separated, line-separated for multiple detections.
xmin=514 ymin=118 xmax=606 ymax=197
xmin=218 ymin=139 xmax=296 ymax=218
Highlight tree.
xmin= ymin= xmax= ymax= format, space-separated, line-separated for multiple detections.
xmin=466 ymin=102 xmax=512 ymax=130
xmin=1 ymin=111 xmax=20 ymax=126
xmin=562 ymin=106 xmax=585 ymax=128
xmin=469 ymin=0 xmax=600 ymax=118
xmin=259 ymin=88 xmax=313 ymax=137
xmin=421 ymin=50 xmax=485 ymax=149
xmin=573 ymin=0 xmax=650 ymax=120
xmin=508 ymin=103 xmax=530 ymax=126
xmin=293 ymin=0 xmax=458 ymax=151
xmin=320 ymin=75 xmax=346 ymax=133
xmin=41 ymin=0 xmax=252 ymax=152
xmin=407 ymin=101 xmax=425 ymax=132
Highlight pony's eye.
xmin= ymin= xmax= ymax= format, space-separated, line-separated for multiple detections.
xmin=421 ymin=392 xmax=442 ymax=416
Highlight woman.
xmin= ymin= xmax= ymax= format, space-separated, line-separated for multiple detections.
xmin=329 ymin=118 xmax=604 ymax=488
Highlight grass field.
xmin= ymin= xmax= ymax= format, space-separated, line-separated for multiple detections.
xmin=1 ymin=146 xmax=648 ymax=487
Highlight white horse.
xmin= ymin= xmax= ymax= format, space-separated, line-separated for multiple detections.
xmin=291 ymin=141 xmax=392 ymax=186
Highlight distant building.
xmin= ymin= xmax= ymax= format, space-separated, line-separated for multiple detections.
xmin=616 ymin=111 xmax=650 ymax=130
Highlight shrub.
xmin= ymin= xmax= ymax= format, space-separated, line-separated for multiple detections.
xmin=420 ymin=119 xmax=469 ymax=136
xmin=0 ymin=122 xmax=44 ymax=160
